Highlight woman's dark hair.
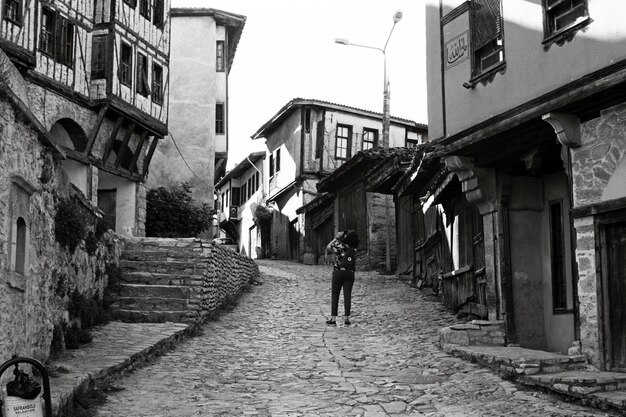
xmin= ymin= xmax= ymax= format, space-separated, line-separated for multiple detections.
xmin=342 ymin=230 xmax=359 ymax=249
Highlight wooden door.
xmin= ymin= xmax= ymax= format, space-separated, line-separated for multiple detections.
xmin=97 ymin=189 xmax=117 ymax=232
xmin=607 ymin=222 xmax=626 ymax=370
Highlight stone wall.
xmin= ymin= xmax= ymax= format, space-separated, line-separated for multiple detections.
xmin=0 ymin=94 xmax=122 ymax=363
xmin=570 ymin=102 xmax=626 ymax=368
xmin=366 ymin=192 xmax=397 ymax=271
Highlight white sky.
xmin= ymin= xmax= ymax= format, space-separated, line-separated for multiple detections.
xmin=170 ymin=0 xmax=428 ymax=168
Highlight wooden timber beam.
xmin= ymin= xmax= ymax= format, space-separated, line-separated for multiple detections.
xmin=85 ymin=106 xmax=108 ymax=156
xmin=143 ymin=136 xmax=160 ymax=176
xmin=114 ymin=122 xmax=136 ymax=169
xmin=102 ymin=115 xmax=123 ymax=163
xmin=129 ymin=129 xmax=149 ymax=174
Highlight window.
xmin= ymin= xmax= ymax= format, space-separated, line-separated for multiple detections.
xmin=136 ymin=52 xmax=150 ymax=96
xmin=305 ymin=108 xmax=311 ymax=133
xmin=405 ymin=130 xmax=420 ymax=147
xmin=119 ymin=42 xmax=132 ymax=86
xmin=153 ymin=0 xmax=164 ymax=28
xmin=362 ymin=128 xmax=378 ymax=150
xmin=152 ymin=63 xmax=163 ymax=104
xmin=550 ymin=201 xmax=567 ymax=312
xmin=3 ymin=0 xmax=21 ymax=24
xmin=57 ymin=17 xmax=75 ymax=67
xmin=123 ymin=0 xmax=137 ymax=8
xmin=335 ymin=124 xmax=351 ymax=160
xmin=275 ymin=148 xmax=280 ymax=173
xmin=139 ymin=0 xmax=150 ymax=19
xmin=269 ymin=153 xmax=274 ymax=178
xmin=216 ymin=103 xmax=225 ymax=134
xmin=255 ymin=172 xmax=260 ymax=192
xmin=543 ymin=0 xmax=587 ymax=39
xmin=470 ymin=0 xmax=504 ymax=78
xmin=40 ymin=8 xmax=55 ymax=56
xmin=216 ymin=40 xmax=225 ymax=72
xmin=15 ymin=217 xmax=26 ymax=275
xmin=91 ymin=35 xmax=107 ymax=79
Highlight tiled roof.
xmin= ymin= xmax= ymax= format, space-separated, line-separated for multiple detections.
xmin=251 ymin=98 xmax=426 ymax=139
xmin=317 ymin=147 xmax=417 ymax=193
xmin=215 ymin=151 xmax=265 ymax=188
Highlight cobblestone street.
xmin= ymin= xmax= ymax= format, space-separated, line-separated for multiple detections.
xmin=93 ymin=260 xmax=610 ymax=416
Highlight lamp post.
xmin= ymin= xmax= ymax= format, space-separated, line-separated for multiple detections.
xmin=335 ymin=10 xmax=403 ymax=273
xmin=335 ymin=10 xmax=403 ymax=150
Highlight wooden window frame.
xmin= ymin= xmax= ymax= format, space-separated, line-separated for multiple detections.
xmin=269 ymin=153 xmax=274 ymax=178
xmin=152 ymin=63 xmax=163 ymax=104
xmin=3 ymin=0 xmax=22 ymax=25
xmin=216 ymin=40 xmax=225 ymax=72
xmin=56 ymin=16 xmax=75 ymax=68
xmin=153 ymin=0 xmax=164 ymax=28
xmin=335 ymin=124 xmax=352 ymax=160
xmin=139 ymin=0 xmax=150 ymax=19
xmin=275 ymin=148 xmax=281 ymax=174
xmin=39 ymin=7 xmax=56 ymax=57
xmin=549 ymin=199 xmax=568 ymax=313
xmin=215 ymin=102 xmax=225 ymax=135
xmin=405 ymin=129 xmax=420 ymax=148
xmin=542 ymin=0 xmax=589 ymax=46
xmin=119 ymin=42 xmax=132 ymax=87
xmin=136 ymin=52 xmax=150 ymax=97
xmin=362 ymin=128 xmax=378 ymax=150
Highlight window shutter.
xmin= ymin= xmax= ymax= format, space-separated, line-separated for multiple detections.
xmin=275 ymin=149 xmax=281 ymax=172
xmin=471 ymin=0 xmax=502 ymax=51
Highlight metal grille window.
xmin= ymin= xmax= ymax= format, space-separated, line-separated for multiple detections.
xmin=335 ymin=125 xmax=351 ymax=160
xmin=216 ymin=41 xmax=225 ymax=72
xmin=119 ymin=42 xmax=132 ymax=87
xmin=152 ymin=63 xmax=163 ymax=104
xmin=544 ymin=0 xmax=587 ymax=37
xmin=153 ymin=0 xmax=164 ymax=28
xmin=3 ymin=0 xmax=21 ymax=24
xmin=470 ymin=0 xmax=504 ymax=77
xmin=91 ymin=35 xmax=107 ymax=79
xmin=362 ymin=128 xmax=378 ymax=150
xmin=57 ymin=17 xmax=74 ymax=67
xmin=40 ymin=8 xmax=55 ymax=56
xmin=136 ymin=53 xmax=150 ymax=96
xmin=216 ymin=103 xmax=225 ymax=134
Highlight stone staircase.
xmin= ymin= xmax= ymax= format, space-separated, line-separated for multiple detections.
xmin=110 ymin=238 xmax=211 ymax=323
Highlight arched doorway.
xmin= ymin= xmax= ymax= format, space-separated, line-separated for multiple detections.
xmin=49 ymin=119 xmax=91 ymax=197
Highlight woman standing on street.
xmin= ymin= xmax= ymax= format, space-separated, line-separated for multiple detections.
xmin=325 ymin=230 xmax=359 ymax=326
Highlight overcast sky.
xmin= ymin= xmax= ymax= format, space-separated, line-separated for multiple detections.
xmin=170 ymin=0 xmax=427 ymax=168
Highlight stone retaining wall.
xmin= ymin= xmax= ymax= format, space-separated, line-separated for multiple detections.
xmin=439 ymin=320 xmax=506 ymax=349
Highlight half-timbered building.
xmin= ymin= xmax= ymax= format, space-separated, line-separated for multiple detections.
xmin=1 ymin=0 xmax=172 ymax=236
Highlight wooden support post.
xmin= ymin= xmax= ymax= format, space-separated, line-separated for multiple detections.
xmin=143 ymin=136 xmax=160 ymax=176
xmin=130 ymin=129 xmax=149 ymax=173
xmin=103 ymin=115 xmax=124 ymax=162
xmin=85 ymin=106 xmax=107 ymax=156
xmin=115 ymin=122 xmax=136 ymax=169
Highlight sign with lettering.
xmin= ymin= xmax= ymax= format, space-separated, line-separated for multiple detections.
xmin=3 ymin=394 xmax=43 ymax=417
xmin=445 ymin=31 xmax=469 ymax=70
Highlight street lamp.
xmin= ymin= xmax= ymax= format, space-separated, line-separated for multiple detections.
xmin=334 ymin=10 xmax=403 ymax=273
xmin=334 ymin=10 xmax=403 ymax=149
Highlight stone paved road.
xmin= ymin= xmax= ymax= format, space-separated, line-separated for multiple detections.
xmin=93 ymin=260 xmax=613 ymax=416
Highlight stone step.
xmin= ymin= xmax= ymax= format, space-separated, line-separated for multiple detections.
xmin=120 ymin=271 xmax=204 ymax=286
xmin=117 ymin=283 xmax=192 ymax=299
xmin=124 ymin=238 xmax=209 ymax=253
xmin=109 ymin=296 xmax=190 ymax=312
xmin=591 ymin=389 xmax=626 ymax=410
xmin=524 ymin=371 xmax=626 ymax=395
xmin=120 ymin=259 xmax=204 ymax=274
xmin=121 ymin=249 xmax=210 ymax=262
xmin=111 ymin=309 xmax=195 ymax=323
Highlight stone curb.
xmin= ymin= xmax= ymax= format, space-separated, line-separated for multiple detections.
xmin=50 ymin=322 xmax=192 ymax=417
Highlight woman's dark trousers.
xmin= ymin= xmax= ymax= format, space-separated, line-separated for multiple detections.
xmin=331 ymin=270 xmax=355 ymax=316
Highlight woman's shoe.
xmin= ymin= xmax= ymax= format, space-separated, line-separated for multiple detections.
xmin=344 ymin=318 xmax=351 ymax=325
xmin=326 ymin=319 xmax=336 ymax=325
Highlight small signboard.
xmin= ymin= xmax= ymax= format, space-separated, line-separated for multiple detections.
xmin=3 ymin=394 xmax=44 ymax=417
xmin=445 ymin=31 xmax=469 ymax=70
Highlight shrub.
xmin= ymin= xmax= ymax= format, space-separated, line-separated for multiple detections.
xmin=55 ymin=197 xmax=90 ymax=252
xmin=146 ymin=182 xmax=213 ymax=237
